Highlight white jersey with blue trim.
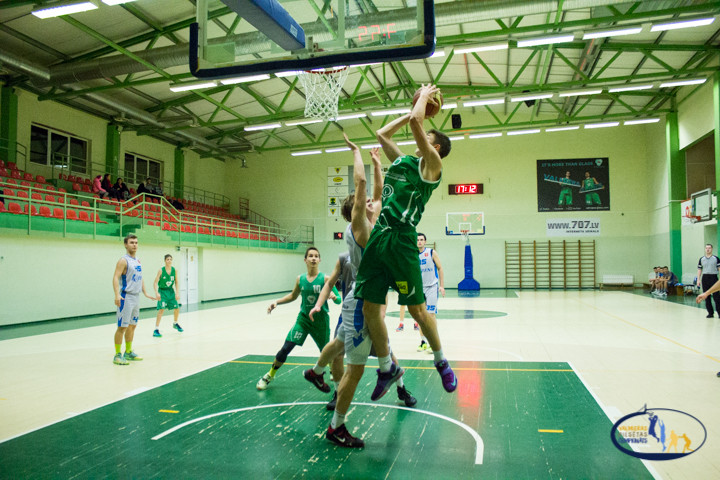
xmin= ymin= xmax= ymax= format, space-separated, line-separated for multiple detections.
xmin=121 ymin=254 xmax=143 ymax=295
xmin=345 ymin=223 xmax=363 ymax=271
xmin=419 ymin=247 xmax=438 ymax=287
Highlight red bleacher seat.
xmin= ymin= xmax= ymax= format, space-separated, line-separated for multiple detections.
xmin=17 ymin=190 xmax=28 ymax=199
xmin=69 ymin=199 xmax=79 ymax=206
xmin=44 ymin=194 xmax=55 ymax=202
xmin=23 ymin=204 xmax=38 ymax=216
xmin=8 ymin=162 xmax=18 ymax=170
xmin=23 ymin=173 xmax=33 ymax=181
xmin=36 ymin=175 xmax=46 ymax=184
xmin=58 ymin=187 xmax=66 ymax=193
xmin=11 ymin=171 xmax=21 ymax=179
xmin=3 ymin=188 xmax=14 ymax=197
xmin=78 ymin=211 xmax=91 ymax=222
xmin=72 ymin=183 xmax=82 ymax=192
xmin=20 ymin=181 xmax=31 ymax=188
xmin=32 ymin=193 xmax=42 ymax=201
xmin=52 ymin=207 xmax=64 ymax=219
xmin=59 ymin=173 xmax=67 ymax=180
xmin=9 ymin=202 xmax=22 ymax=214
xmin=66 ymin=209 xmax=78 ymax=221
xmin=81 ymin=201 xmax=90 ymax=208
xmin=45 ymin=185 xmax=55 ymax=191
xmin=39 ymin=205 xmax=52 ymax=217
xmin=83 ymin=178 xmax=91 ymax=186
xmin=82 ymin=185 xmax=91 ymax=193
xmin=0 ymin=167 xmax=7 ymax=177
xmin=0 ymin=202 xmax=5 ymax=213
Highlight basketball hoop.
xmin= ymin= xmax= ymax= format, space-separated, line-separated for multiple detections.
xmin=298 ymin=67 xmax=349 ymax=121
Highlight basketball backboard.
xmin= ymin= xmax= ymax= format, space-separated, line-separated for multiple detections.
xmin=191 ymin=0 xmax=435 ymax=79
xmin=446 ymin=212 xmax=485 ymax=236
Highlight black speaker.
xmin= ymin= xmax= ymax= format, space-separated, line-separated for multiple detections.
xmin=522 ymin=90 xmax=535 ymax=108
xmin=451 ymin=114 xmax=462 ymax=129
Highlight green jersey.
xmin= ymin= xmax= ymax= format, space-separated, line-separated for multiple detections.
xmin=582 ymin=178 xmax=596 ymax=190
xmin=159 ymin=267 xmax=176 ymax=290
xmin=377 ymin=154 xmax=441 ymax=229
xmin=299 ymin=272 xmax=328 ymax=315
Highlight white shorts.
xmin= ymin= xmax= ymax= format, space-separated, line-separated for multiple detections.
xmin=424 ymin=283 xmax=439 ymax=314
xmin=117 ymin=294 xmax=140 ymax=327
xmin=341 ymin=292 xmax=372 ymax=365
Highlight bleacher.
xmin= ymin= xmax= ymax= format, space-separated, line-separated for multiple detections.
xmin=0 ymin=160 xmax=295 ymax=248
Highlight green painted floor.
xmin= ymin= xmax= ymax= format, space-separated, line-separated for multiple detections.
xmin=0 ymin=355 xmax=652 ymax=479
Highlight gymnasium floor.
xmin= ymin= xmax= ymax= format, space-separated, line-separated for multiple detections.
xmin=1 ymin=290 xmax=718 ymax=479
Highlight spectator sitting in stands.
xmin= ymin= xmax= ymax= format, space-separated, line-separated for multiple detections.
xmin=114 ymin=178 xmax=130 ymax=201
xmin=137 ymin=178 xmax=157 ymax=197
xmin=102 ymin=173 xmax=122 ymax=201
xmin=93 ymin=174 xmax=109 ymax=199
xmin=168 ymin=196 xmax=184 ymax=210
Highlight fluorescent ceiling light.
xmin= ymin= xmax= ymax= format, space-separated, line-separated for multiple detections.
xmin=275 ymin=71 xmax=301 ymax=77
xmin=651 ymin=17 xmax=715 ymax=32
xmin=361 ymin=144 xmax=382 ymax=149
xmin=244 ymin=123 xmax=281 ymax=131
xmin=32 ymin=1 xmax=98 ymax=18
xmin=517 ymin=34 xmax=575 ymax=48
xmin=559 ymin=88 xmax=602 ymax=97
xmin=220 ymin=74 xmax=271 ymax=85
xmin=463 ymin=98 xmax=504 ymax=107
xmin=469 ymin=132 xmax=503 ymax=139
xmin=441 ymin=103 xmax=458 ymax=110
xmin=101 ymin=0 xmax=136 ymax=5
xmin=455 ymin=42 xmax=509 ymax=54
xmin=624 ymin=118 xmax=660 ymax=125
xmin=546 ymin=125 xmax=580 ymax=132
xmin=510 ymin=93 xmax=553 ymax=102
xmin=291 ymin=150 xmax=322 ymax=156
xmin=659 ymin=78 xmax=707 ymax=88
xmin=584 ymin=121 xmax=620 ymax=129
xmin=448 ymin=135 xmax=465 ymax=141
xmin=608 ymin=84 xmax=654 ymax=93
xmin=507 ymin=129 xmax=541 ymax=136
xmin=396 ymin=140 xmax=416 ymax=146
xmin=371 ymin=108 xmax=411 ymax=116
xmin=169 ymin=81 xmax=217 ymax=92
xmin=334 ymin=113 xmax=367 ymax=121
xmin=325 ymin=147 xmax=351 ymax=153
xmin=285 ymin=118 xmax=324 ymax=126
xmin=582 ymin=26 xmax=642 ymax=40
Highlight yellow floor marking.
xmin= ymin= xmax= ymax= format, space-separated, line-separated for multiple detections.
xmin=538 ymin=429 xmax=564 ymax=433
xmin=578 ymin=299 xmax=720 ymax=364
xmin=229 ymin=360 xmax=572 ymax=372
xmin=158 ymin=409 xmax=179 ymax=414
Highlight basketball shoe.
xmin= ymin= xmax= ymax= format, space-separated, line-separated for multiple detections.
xmin=326 ymin=424 xmax=364 ymax=448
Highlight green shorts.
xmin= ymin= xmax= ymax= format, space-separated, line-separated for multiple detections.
xmin=157 ymin=289 xmax=179 ymax=310
xmin=354 ymin=226 xmax=425 ymax=306
xmin=285 ymin=311 xmax=330 ymax=350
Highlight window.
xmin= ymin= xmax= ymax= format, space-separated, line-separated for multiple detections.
xmin=30 ymin=125 xmax=89 ymax=174
xmin=124 ymin=153 xmax=162 ymax=185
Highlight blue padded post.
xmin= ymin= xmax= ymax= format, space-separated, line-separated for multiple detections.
xmin=221 ymin=0 xmax=305 ymax=50
xmin=458 ymin=244 xmax=480 ymax=291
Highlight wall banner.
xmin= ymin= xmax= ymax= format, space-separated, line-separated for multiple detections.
xmin=537 ymin=158 xmax=610 ymax=212
xmin=546 ymin=218 xmax=601 ymax=236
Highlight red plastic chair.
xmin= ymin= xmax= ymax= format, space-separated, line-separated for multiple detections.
xmin=0 ymin=202 xmax=5 ymax=213
xmin=45 ymin=185 xmax=56 ymax=191
xmin=23 ymin=173 xmax=33 ymax=181
xmin=78 ymin=211 xmax=91 ymax=222
xmin=0 ymin=167 xmax=7 ymax=177
xmin=39 ymin=206 xmax=52 ymax=217
xmin=69 ymin=199 xmax=80 ymax=206
xmin=9 ymin=202 xmax=23 ymax=214
xmin=44 ymin=194 xmax=55 ymax=203
xmin=66 ymin=209 xmax=78 ymax=221
xmin=16 ymin=190 xmax=28 ymax=199
xmin=52 ymin=207 xmax=64 ymax=219
xmin=23 ymin=204 xmax=38 ymax=216
xmin=36 ymin=175 xmax=46 ymax=184
xmin=72 ymin=183 xmax=82 ymax=192
xmin=7 ymin=162 xmax=18 ymax=170
xmin=11 ymin=170 xmax=21 ymax=179
xmin=82 ymin=185 xmax=91 ymax=193
xmin=58 ymin=187 xmax=67 ymax=193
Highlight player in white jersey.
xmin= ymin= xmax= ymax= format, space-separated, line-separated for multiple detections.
xmin=112 ymin=234 xmax=159 ymax=365
xmin=397 ymin=233 xmax=445 ymax=352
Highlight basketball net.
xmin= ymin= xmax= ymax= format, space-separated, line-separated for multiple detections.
xmin=298 ymin=67 xmax=349 ymax=121
xmin=460 ymin=223 xmax=471 ymax=245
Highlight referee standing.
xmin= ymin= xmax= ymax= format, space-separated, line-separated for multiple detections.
xmin=697 ymin=244 xmax=720 ymax=318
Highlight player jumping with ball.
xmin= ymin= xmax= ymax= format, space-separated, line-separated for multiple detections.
xmin=353 ymin=84 xmax=458 ymax=399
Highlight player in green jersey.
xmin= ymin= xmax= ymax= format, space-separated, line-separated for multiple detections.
xmin=257 ymin=247 xmax=338 ymax=390
xmin=582 ymin=171 xmax=603 ymax=206
xmin=354 ymin=84 xmax=458 ymax=396
xmin=152 ymin=254 xmax=182 ymax=337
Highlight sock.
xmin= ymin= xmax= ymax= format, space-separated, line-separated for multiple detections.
xmin=115 ymin=344 xmax=122 ymax=354
xmin=331 ymin=411 xmax=346 ymax=429
xmin=378 ymin=355 xmax=392 ymax=372
xmin=397 ymin=376 xmax=405 ymax=388
xmin=313 ymin=362 xmax=324 ymax=375
xmin=125 ymin=341 xmax=132 ymax=353
xmin=433 ymin=349 xmax=445 ymax=363
xmin=269 ymin=365 xmax=280 ymax=378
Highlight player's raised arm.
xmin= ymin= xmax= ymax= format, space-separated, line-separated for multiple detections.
xmin=376 ymin=114 xmax=410 ymax=162
xmin=268 ymin=276 xmax=301 ymax=314
xmin=310 ymin=258 xmax=343 ymax=321
xmin=370 ymin=147 xmax=383 ymax=205
xmin=409 ymin=84 xmax=443 ymax=182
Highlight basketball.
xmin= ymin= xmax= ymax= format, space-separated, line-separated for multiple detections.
xmin=412 ymin=88 xmax=443 ymax=118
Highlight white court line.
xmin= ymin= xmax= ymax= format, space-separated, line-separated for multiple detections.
xmin=567 ymin=361 xmax=662 ymax=480
xmin=151 ymin=401 xmax=484 ymax=465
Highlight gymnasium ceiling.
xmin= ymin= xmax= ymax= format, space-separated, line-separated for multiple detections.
xmin=0 ymin=0 xmax=719 ymax=161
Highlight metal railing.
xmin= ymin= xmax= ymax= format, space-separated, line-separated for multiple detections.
xmin=0 ymin=138 xmax=28 ymax=171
